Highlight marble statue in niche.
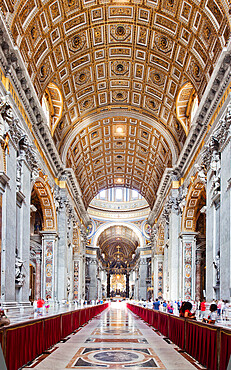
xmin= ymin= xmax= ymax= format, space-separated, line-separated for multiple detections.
xmin=15 ymin=257 xmax=25 ymax=286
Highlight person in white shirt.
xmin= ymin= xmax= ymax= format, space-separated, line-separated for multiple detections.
xmin=202 ymin=304 xmax=217 ymax=324
xmin=147 ymin=298 xmax=153 ymax=309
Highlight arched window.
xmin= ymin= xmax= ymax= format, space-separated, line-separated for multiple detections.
xmin=41 ymin=93 xmax=50 ymax=127
xmin=176 ymin=82 xmax=199 ymax=135
xmin=41 ymin=83 xmax=63 ymax=135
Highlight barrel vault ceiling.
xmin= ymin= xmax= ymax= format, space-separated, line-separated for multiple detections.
xmin=3 ymin=0 xmax=230 ymax=208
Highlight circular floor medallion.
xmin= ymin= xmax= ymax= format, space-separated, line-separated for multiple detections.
xmin=104 ymin=329 xmax=130 ymax=333
xmin=93 ymin=351 xmax=139 ymax=363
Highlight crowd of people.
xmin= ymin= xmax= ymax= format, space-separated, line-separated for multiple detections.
xmin=138 ymin=298 xmax=230 ymax=325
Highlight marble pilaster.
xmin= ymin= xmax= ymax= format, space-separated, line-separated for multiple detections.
xmin=88 ymin=258 xmax=98 ymax=300
xmin=139 ymin=257 xmax=147 ymax=300
xmin=17 ymin=155 xmax=31 ymax=305
xmin=57 ymin=205 xmax=67 ymax=300
xmin=168 ymin=193 xmax=181 ymax=300
xmin=205 ymin=165 xmax=215 ymax=301
xmin=220 ymin=124 xmax=231 ymax=300
xmin=163 ymin=245 xmax=169 ymax=300
xmin=1 ymin=139 xmax=17 ymax=304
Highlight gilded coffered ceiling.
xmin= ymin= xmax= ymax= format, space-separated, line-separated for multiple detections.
xmin=98 ymin=225 xmax=139 ymax=267
xmin=65 ymin=114 xmax=173 ymax=208
xmin=3 ymin=0 xmax=230 ymax=207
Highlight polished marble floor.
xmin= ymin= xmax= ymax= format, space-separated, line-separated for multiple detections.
xmin=26 ymin=302 xmax=205 ymax=370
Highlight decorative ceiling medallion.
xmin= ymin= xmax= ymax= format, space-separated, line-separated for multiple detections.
xmin=79 ymin=96 xmax=94 ymax=112
xmin=68 ymin=33 xmax=86 ymax=53
xmin=111 ymin=61 xmax=129 ymax=76
xmin=74 ymin=68 xmax=91 ymax=85
xmin=154 ymin=33 xmax=173 ymax=54
xmin=112 ymin=90 xmax=127 ymax=102
xmin=188 ymin=59 xmax=201 ymax=83
xmin=145 ymin=97 xmax=160 ymax=112
xmin=110 ymin=24 xmax=131 ymax=41
xmin=39 ymin=60 xmax=51 ymax=83
xmin=149 ymin=69 xmax=165 ymax=86
xmin=30 ymin=21 xmax=40 ymax=43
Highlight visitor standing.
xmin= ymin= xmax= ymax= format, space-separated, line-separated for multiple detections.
xmin=153 ymin=298 xmax=160 ymax=310
xmin=200 ymin=299 xmax=206 ymax=320
xmin=37 ymin=298 xmax=45 ymax=316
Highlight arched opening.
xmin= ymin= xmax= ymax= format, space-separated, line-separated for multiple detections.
xmin=96 ymin=225 xmax=140 ymax=300
xmin=29 ymin=175 xmax=57 ymax=301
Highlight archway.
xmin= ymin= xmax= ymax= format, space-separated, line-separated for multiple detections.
xmin=29 ymin=173 xmax=57 ymax=300
xmin=94 ymin=223 xmax=142 ymax=299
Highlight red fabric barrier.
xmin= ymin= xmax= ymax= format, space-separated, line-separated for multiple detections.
xmin=186 ymin=321 xmax=217 ymax=370
xmin=168 ymin=316 xmax=185 ymax=349
xmin=5 ymin=320 xmax=44 ymax=370
xmin=89 ymin=307 xmax=93 ymax=320
xmin=158 ymin=312 xmax=168 ymax=337
xmin=126 ymin=303 xmax=231 ymax=369
xmin=147 ymin=309 xmax=152 ymax=325
xmin=0 ymin=303 xmax=108 ymax=370
xmin=79 ymin=308 xmax=86 ymax=326
xmin=61 ymin=312 xmax=73 ymax=338
xmin=144 ymin=308 xmax=148 ymax=322
xmin=219 ymin=330 xmax=231 ymax=370
xmin=44 ymin=315 xmax=61 ymax=349
xmin=72 ymin=310 xmax=80 ymax=330
xmin=152 ymin=310 xmax=159 ymax=329
xmin=86 ymin=307 xmax=90 ymax=322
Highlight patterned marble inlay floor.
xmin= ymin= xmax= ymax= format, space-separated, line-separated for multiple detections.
xmin=30 ymin=302 xmax=199 ymax=369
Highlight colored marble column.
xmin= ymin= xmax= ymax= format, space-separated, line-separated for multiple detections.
xmin=126 ymin=273 xmax=129 ymax=298
xmin=195 ymin=250 xmax=201 ymax=301
xmin=41 ymin=231 xmax=57 ymax=301
xmin=107 ymin=273 xmax=110 ymax=298
xmin=73 ymin=260 xmax=79 ymax=301
xmin=180 ymin=233 xmax=197 ymax=301
xmin=35 ymin=252 xmax=41 ymax=300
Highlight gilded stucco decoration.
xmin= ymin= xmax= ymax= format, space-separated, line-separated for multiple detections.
xmin=182 ymin=174 xmax=206 ymax=232
xmin=2 ymin=0 xmax=230 ymax=207
xmin=156 ymin=222 xmax=165 ymax=255
xmin=65 ymin=116 xmax=172 ymax=208
xmin=6 ymin=0 xmax=230 ymax=139
xmin=32 ymin=174 xmax=57 ymax=231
